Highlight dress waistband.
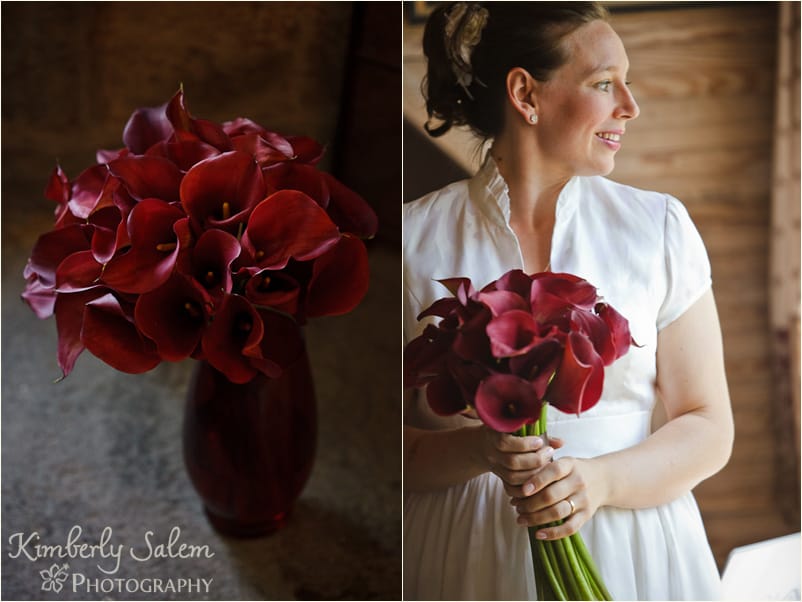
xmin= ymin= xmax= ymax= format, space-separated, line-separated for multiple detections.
xmin=547 ymin=410 xmax=651 ymax=459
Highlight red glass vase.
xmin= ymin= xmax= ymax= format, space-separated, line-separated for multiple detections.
xmin=182 ymin=349 xmax=317 ymax=537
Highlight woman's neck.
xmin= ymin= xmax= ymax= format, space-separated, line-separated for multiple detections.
xmin=490 ymin=132 xmax=571 ymax=231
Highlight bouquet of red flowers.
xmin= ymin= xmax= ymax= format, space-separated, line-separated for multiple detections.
xmin=22 ymin=88 xmax=378 ymax=383
xmin=404 ymin=269 xmax=636 ymax=600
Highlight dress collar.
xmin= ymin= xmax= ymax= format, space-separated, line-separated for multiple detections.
xmin=468 ymin=154 xmax=580 ymax=229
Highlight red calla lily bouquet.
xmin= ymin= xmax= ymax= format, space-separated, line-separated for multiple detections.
xmin=404 ymin=269 xmax=636 ymax=600
xmin=22 ymin=89 xmax=378 ymax=384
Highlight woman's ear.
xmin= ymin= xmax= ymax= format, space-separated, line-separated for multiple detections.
xmin=506 ymin=67 xmax=539 ymax=125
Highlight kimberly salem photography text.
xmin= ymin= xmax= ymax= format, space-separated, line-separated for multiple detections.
xmin=7 ymin=524 xmax=216 ymax=595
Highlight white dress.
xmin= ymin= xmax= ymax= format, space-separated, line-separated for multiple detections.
xmin=403 ymin=157 xmax=722 ymax=601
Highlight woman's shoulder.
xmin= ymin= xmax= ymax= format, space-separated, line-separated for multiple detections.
xmin=582 ymin=175 xmax=684 ymax=228
xmin=403 ymin=177 xmax=472 ymax=221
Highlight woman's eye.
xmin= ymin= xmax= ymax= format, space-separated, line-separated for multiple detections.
xmin=595 ymin=80 xmax=612 ymax=92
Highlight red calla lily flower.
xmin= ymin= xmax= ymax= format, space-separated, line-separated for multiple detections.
xmin=596 ymin=302 xmax=636 ymax=363
xmin=146 ymin=135 xmax=221 ymax=172
xmin=201 ymin=293 xmax=264 ymax=384
xmin=241 ymin=190 xmax=340 ymax=270
xmin=108 ymin=155 xmax=182 ymax=204
xmin=187 ymin=229 xmax=241 ymax=298
xmin=244 ymin=270 xmax=301 ymax=317
xmin=180 ymin=150 xmax=265 ymax=234
xmin=122 ymin=100 xmax=173 ymax=154
xmin=475 ymin=373 xmax=543 ymax=433
xmin=135 ymin=273 xmax=210 ymax=361
xmin=546 ymin=331 xmax=605 ymax=415
xmin=232 ymin=132 xmax=295 ymax=167
xmin=477 ymin=289 xmax=529 ymax=317
xmin=243 ymin=307 xmax=305 ymax=377
xmin=305 ymin=235 xmax=370 ymax=318
xmin=403 ymin=324 xmax=457 ymax=390
xmin=426 ymin=371 xmax=468 ymax=416
xmin=101 ymin=200 xmax=188 ymax=294
xmin=486 ymin=309 xmax=545 ymax=358
xmin=54 ymin=288 xmax=108 ymax=377
xmin=24 ymin=224 xmax=93 ymax=288
xmin=81 ymin=293 xmax=161 ymax=374
xmin=165 ymin=89 xmax=232 ymax=152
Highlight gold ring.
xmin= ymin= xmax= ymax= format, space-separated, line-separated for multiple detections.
xmin=566 ymin=497 xmax=576 ymax=516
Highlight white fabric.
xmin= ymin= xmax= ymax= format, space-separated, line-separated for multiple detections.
xmin=403 ymin=157 xmax=721 ymax=601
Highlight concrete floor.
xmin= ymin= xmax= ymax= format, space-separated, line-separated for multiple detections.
xmin=2 ymin=203 xmax=402 ymax=600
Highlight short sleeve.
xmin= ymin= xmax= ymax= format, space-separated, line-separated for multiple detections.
xmin=656 ymin=196 xmax=712 ymax=330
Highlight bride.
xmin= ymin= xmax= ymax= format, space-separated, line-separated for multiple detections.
xmin=403 ymin=3 xmax=733 ymax=600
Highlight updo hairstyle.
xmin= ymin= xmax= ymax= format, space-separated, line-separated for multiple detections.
xmin=422 ymin=2 xmax=610 ymax=138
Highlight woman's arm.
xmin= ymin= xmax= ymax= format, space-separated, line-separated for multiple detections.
xmin=511 ymin=289 xmax=734 ymax=539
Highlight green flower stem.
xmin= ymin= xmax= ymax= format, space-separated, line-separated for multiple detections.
xmin=579 ymin=552 xmax=605 ymax=601
xmin=538 ymin=535 xmax=568 ymax=600
xmin=531 ymin=530 xmax=553 ymax=601
xmin=571 ymin=533 xmax=612 ymax=601
xmin=555 ymin=538 xmax=581 ymax=599
xmin=563 ymin=535 xmax=595 ymax=599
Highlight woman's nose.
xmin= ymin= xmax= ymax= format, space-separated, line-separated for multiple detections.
xmin=616 ymin=85 xmax=640 ymax=121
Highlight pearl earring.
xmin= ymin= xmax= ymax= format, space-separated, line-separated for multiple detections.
xmin=529 ymin=113 xmax=538 ymax=124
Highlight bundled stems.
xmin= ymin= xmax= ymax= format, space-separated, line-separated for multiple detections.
xmin=517 ymin=404 xmax=613 ymax=601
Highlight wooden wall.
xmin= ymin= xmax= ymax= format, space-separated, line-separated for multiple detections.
xmin=403 ymin=3 xmax=800 ymax=568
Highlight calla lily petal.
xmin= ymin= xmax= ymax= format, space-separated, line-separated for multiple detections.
xmin=475 ymin=373 xmax=543 ymax=433
xmin=101 ymin=200 xmax=187 ymax=294
xmin=146 ymin=136 xmax=221 ymax=172
xmin=245 ymin=270 xmax=300 ymax=317
xmin=81 ymin=293 xmax=161 ymax=374
xmin=232 ymin=133 xmax=295 ymax=166
xmin=570 ymin=309 xmax=616 ymax=365
xmin=201 ymin=293 xmax=263 ymax=384
xmin=486 ymin=309 xmax=543 ymax=358
xmin=546 ymin=331 xmax=605 ymax=415
xmin=190 ymin=229 xmax=241 ymax=296
xmin=262 ymin=162 xmax=329 ymax=207
xmin=596 ymin=302 xmax=636 ymax=362
xmin=135 ymin=274 xmax=209 ymax=361
xmin=54 ymin=289 xmax=107 ymax=377
xmin=122 ymin=101 xmax=172 ymax=154
xmin=242 ymin=190 xmax=340 ymax=270
xmin=243 ymin=308 xmax=303 ymax=378
xmin=55 ymin=250 xmax=103 ymax=292
xmin=286 ymin=135 xmax=325 ymax=164
xmin=321 ymin=173 xmax=378 ymax=238
xmin=108 ymin=155 xmax=182 ymax=204
xmin=22 ymin=275 xmax=56 ymax=319
xmin=305 ymin=235 xmax=369 ymax=318
xmin=27 ymin=224 xmax=92 ymax=287
xmin=477 ymin=290 xmax=529 ymax=317
xmin=44 ymin=165 xmax=69 ymax=205
xmin=417 ymin=297 xmax=461 ymax=320
xmin=452 ymin=304 xmax=492 ymax=362
xmin=180 ymin=150 xmax=265 ymax=234
xmin=426 ymin=371 xmax=467 ymax=416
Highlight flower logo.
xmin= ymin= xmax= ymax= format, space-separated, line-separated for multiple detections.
xmin=40 ymin=563 xmax=69 ymax=593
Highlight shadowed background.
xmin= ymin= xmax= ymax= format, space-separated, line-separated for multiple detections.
xmin=2 ymin=2 xmax=401 ymax=599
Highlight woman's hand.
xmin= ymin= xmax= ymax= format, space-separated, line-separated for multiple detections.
xmin=505 ymin=456 xmax=610 ymax=540
xmin=478 ymin=428 xmax=559 ymax=485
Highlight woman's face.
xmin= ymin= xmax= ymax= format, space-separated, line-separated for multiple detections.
xmin=533 ymin=20 xmax=639 ymax=177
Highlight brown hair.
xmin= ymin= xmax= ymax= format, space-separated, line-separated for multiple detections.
xmin=422 ymin=2 xmax=610 ymax=138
